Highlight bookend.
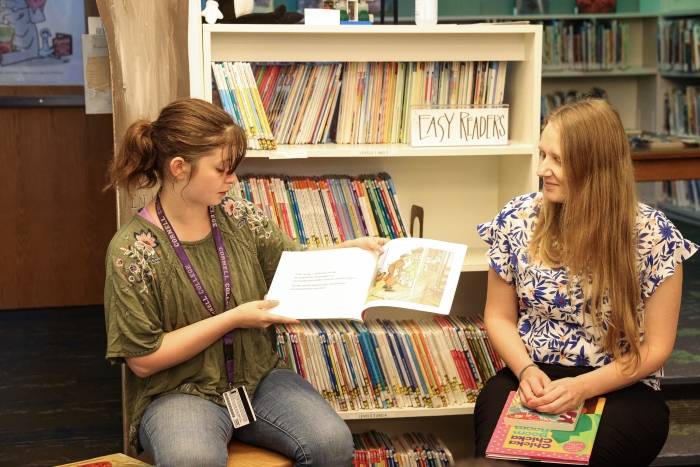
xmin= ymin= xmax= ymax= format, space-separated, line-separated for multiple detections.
xmin=411 ymin=204 xmax=424 ymax=238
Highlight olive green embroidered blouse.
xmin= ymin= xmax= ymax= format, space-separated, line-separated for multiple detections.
xmin=104 ymin=197 xmax=302 ymax=454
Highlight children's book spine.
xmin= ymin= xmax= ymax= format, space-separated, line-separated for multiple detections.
xmin=361 ymin=176 xmax=391 ymax=238
xmin=330 ymin=176 xmax=356 ymax=241
xmin=380 ymin=173 xmax=407 ymax=237
xmin=369 ymin=176 xmax=397 ymax=238
xmin=353 ymin=323 xmax=387 ymax=409
xmin=373 ymin=176 xmax=400 ymax=238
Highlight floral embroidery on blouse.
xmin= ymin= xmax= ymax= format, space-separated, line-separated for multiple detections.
xmin=477 ymin=192 xmax=698 ymax=390
xmin=222 ymin=197 xmax=273 ymax=240
xmin=118 ymin=229 xmax=162 ymax=295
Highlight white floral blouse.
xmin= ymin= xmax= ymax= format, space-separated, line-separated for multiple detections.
xmin=477 ymin=192 xmax=698 ymax=389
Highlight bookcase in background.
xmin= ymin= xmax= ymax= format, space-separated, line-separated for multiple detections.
xmin=188 ymin=4 xmax=542 ymax=464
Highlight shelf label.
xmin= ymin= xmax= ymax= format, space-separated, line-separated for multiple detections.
xmin=268 ymin=150 xmax=308 ymax=159
xmin=357 ymin=413 xmax=389 ymax=419
xmin=351 ymin=149 xmax=398 ymax=156
xmin=410 ymin=106 xmax=509 ymax=147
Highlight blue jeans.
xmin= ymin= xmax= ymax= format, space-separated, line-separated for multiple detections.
xmin=139 ymin=368 xmax=354 ymax=467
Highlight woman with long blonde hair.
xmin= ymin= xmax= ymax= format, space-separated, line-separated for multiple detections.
xmin=474 ymin=99 xmax=697 ymax=466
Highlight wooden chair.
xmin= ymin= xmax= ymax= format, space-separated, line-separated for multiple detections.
xmin=227 ymin=440 xmax=293 ymax=467
xmin=137 ymin=440 xmax=293 ymax=466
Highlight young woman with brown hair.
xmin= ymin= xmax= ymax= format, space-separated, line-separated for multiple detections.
xmin=104 ymin=97 xmax=386 ymax=467
xmin=473 ymin=98 xmax=697 ymax=466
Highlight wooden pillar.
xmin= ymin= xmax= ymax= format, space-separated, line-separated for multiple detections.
xmin=96 ymin=0 xmax=191 ymax=227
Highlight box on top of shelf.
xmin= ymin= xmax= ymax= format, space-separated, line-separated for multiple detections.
xmin=575 ymin=0 xmax=617 ymax=14
xmin=660 ymin=0 xmax=700 ymax=15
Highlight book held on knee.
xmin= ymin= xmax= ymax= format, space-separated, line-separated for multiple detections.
xmin=503 ymin=390 xmax=584 ymax=431
xmin=266 ymin=237 xmax=467 ymax=320
xmin=486 ymin=391 xmax=606 ymax=465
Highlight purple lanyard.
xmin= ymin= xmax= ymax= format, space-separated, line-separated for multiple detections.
xmin=155 ymin=193 xmax=235 ymax=385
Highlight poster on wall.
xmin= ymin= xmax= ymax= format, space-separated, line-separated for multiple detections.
xmin=0 ymin=0 xmax=85 ymax=85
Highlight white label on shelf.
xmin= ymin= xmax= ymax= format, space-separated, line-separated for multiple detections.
xmin=269 ymin=150 xmax=308 ymax=159
xmin=351 ymin=149 xmax=398 ymax=156
xmin=357 ymin=413 xmax=389 ymax=419
xmin=410 ymin=107 xmax=509 ymax=147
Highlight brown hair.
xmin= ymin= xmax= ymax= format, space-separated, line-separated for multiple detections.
xmin=105 ymin=98 xmax=247 ymax=194
xmin=529 ymin=98 xmax=641 ymax=371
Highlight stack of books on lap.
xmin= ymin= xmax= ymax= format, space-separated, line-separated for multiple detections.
xmin=486 ymin=391 xmax=606 ymax=465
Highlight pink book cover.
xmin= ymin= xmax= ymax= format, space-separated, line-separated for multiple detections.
xmin=486 ymin=391 xmax=606 ymax=465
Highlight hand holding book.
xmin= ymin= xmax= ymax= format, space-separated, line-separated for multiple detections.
xmin=504 ymin=391 xmax=584 ymax=432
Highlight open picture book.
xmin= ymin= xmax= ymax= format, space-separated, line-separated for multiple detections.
xmin=487 ymin=391 xmax=606 ymax=465
xmin=503 ymin=390 xmax=584 ymax=431
xmin=266 ymin=237 xmax=467 ymax=320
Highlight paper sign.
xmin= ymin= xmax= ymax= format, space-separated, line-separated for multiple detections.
xmin=304 ymin=8 xmax=340 ymax=25
xmin=410 ymin=106 xmax=509 ymax=147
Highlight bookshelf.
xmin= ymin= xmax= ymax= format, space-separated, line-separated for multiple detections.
xmin=188 ymin=4 xmax=541 ymax=463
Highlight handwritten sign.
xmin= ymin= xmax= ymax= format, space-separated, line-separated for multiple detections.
xmin=410 ymin=106 xmax=509 ymax=147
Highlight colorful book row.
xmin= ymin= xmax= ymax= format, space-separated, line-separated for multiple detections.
xmin=661 ymin=179 xmax=700 ymax=211
xmin=213 ymin=60 xmax=508 ymax=147
xmin=251 ymin=62 xmax=343 ymax=145
xmin=333 ymin=61 xmax=507 ymax=145
xmin=211 ymin=61 xmax=276 ymax=150
xmin=659 ymin=18 xmax=700 ymax=74
xmin=353 ymin=430 xmax=454 ymax=467
xmin=274 ymin=316 xmax=504 ymax=413
xmin=540 ymin=87 xmax=608 ymax=126
xmin=229 ymin=172 xmax=407 ymax=248
xmin=538 ymin=19 xmax=630 ymax=71
xmin=665 ymin=85 xmax=700 ymax=137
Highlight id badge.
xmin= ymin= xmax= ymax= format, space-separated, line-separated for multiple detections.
xmin=222 ymin=386 xmax=257 ymax=428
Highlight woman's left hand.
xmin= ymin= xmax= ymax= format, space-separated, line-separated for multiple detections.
xmin=341 ymin=236 xmax=389 ymax=253
xmin=526 ymin=377 xmax=587 ymax=414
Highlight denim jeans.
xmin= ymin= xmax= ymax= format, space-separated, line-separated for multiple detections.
xmin=139 ymin=368 xmax=354 ymax=467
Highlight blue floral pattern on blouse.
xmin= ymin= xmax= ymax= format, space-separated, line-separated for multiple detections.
xmin=477 ymin=192 xmax=698 ymax=389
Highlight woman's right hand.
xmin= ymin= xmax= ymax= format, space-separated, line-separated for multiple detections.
xmin=518 ymin=367 xmax=551 ymax=409
xmin=228 ymin=299 xmax=299 ymax=329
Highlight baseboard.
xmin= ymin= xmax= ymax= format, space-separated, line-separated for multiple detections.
xmin=651 ymin=455 xmax=700 ymax=466
xmin=661 ymin=376 xmax=700 ymax=400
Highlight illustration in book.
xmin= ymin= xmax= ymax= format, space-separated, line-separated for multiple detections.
xmin=487 ymin=391 xmax=606 ymax=465
xmin=503 ymin=390 xmax=584 ymax=431
xmin=266 ymin=237 xmax=467 ymax=321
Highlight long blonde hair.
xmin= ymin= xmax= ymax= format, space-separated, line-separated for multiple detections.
xmin=530 ymin=99 xmax=641 ymax=371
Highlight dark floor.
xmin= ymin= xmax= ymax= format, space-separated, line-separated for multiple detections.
xmin=0 ymin=306 xmax=122 ymax=467
xmin=1 ymin=216 xmax=699 ymax=466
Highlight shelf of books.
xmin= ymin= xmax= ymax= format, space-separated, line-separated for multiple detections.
xmin=188 ymin=18 xmax=542 ymax=266
xmin=188 ymin=5 xmax=541 ymax=462
xmin=538 ymin=14 xmax=661 ymax=132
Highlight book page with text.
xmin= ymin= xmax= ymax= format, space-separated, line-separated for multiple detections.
xmin=266 ymin=248 xmax=379 ymax=320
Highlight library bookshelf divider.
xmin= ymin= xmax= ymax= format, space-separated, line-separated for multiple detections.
xmin=188 ymin=4 xmax=542 ymax=463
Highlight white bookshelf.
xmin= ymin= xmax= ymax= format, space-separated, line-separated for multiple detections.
xmin=188 ymin=5 xmax=542 ymax=463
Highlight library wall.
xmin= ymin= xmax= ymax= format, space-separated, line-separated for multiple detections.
xmin=0 ymin=1 xmax=115 ymax=310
